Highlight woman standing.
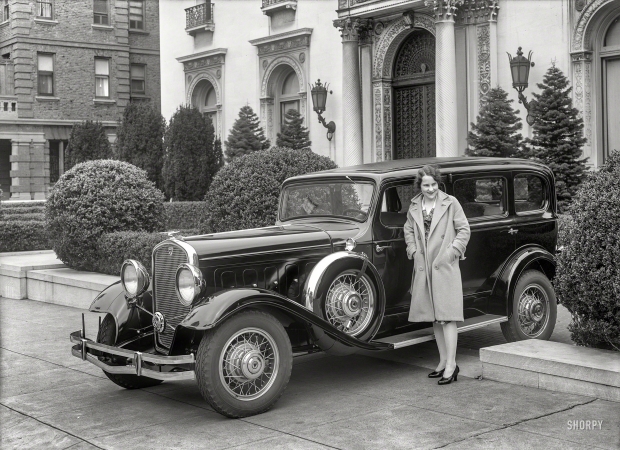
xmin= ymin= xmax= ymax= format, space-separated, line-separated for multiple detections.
xmin=404 ymin=165 xmax=470 ymax=384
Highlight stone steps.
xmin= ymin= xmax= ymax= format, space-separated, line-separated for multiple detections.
xmin=481 ymin=340 xmax=620 ymax=402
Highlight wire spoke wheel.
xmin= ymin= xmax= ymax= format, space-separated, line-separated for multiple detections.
xmin=517 ymin=284 xmax=550 ymax=338
xmin=219 ymin=327 xmax=280 ymax=401
xmin=324 ymin=271 xmax=375 ymax=336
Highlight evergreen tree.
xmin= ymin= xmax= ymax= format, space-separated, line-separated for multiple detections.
xmin=65 ymin=120 xmax=112 ymax=169
xmin=163 ymin=105 xmax=223 ymax=201
xmin=466 ymin=86 xmax=523 ymax=158
xmin=224 ymin=105 xmax=270 ymax=161
xmin=115 ymin=102 xmax=166 ymax=189
xmin=521 ymin=64 xmax=588 ymax=212
xmin=276 ymin=109 xmax=311 ymax=150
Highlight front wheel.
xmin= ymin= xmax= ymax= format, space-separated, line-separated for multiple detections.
xmin=501 ymin=270 xmax=557 ymax=342
xmin=195 ymin=310 xmax=292 ymax=418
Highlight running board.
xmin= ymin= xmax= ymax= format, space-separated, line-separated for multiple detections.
xmin=373 ymin=314 xmax=508 ymax=349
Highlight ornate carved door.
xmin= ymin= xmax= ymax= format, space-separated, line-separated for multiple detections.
xmin=392 ymin=29 xmax=436 ymax=159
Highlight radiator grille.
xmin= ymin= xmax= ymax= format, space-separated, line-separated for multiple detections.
xmin=153 ymin=242 xmax=190 ymax=351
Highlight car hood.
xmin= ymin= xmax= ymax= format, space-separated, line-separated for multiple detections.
xmin=184 ymin=224 xmax=333 ymax=261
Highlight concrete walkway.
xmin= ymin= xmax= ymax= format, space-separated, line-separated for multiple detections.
xmin=1 ymin=297 xmax=618 ymax=449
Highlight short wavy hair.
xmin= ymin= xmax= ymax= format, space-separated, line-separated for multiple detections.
xmin=414 ymin=165 xmax=442 ymax=191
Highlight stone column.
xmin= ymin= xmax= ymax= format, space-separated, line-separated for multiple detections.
xmin=571 ymin=51 xmax=593 ymax=164
xmin=428 ymin=0 xmax=459 ymax=157
xmin=359 ymin=23 xmax=374 ymax=164
xmin=260 ymin=97 xmax=275 ymax=144
xmin=334 ymin=18 xmax=364 ymax=167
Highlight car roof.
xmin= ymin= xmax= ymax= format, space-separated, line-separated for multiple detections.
xmin=284 ymin=157 xmax=552 ymax=184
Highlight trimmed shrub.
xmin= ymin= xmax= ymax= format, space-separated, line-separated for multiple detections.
xmin=96 ymin=231 xmax=168 ymax=276
xmin=1 ymin=212 xmax=45 ymax=222
xmin=163 ymin=202 xmax=209 ymax=230
xmin=0 ymin=220 xmax=50 ymax=252
xmin=204 ymin=147 xmax=337 ymax=233
xmin=115 ymin=102 xmax=166 ymax=189
xmin=66 ymin=120 xmax=113 ymax=169
xmin=46 ymin=160 xmax=165 ymax=271
xmin=163 ymin=105 xmax=223 ymax=201
xmin=555 ymin=151 xmax=620 ymax=351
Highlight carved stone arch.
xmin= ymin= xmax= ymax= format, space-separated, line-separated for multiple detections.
xmin=186 ymin=72 xmax=221 ymax=106
xmin=571 ymin=0 xmax=620 ymax=166
xmin=261 ymin=55 xmax=306 ymax=98
xmin=373 ymin=14 xmax=435 ymax=80
xmin=186 ymin=72 xmax=223 ymax=138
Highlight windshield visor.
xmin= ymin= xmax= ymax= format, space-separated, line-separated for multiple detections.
xmin=280 ymin=181 xmax=374 ymax=222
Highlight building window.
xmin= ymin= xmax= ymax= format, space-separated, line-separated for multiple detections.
xmin=1 ymin=0 xmax=9 ymax=22
xmin=95 ymin=58 xmax=109 ymax=98
xmin=278 ymin=70 xmax=300 ymax=132
xmin=93 ymin=0 xmax=108 ymax=25
xmin=37 ymin=0 xmax=53 ymax=19
xmin=49 ymin=140 xmax=68 ymax=183
xmin=129 ymin=0 xmax=144 ymax=30
xmin=130 ymin=64 xmax=145 ymax=94
xmin=37 ymin=54 xmax=54 ymax=96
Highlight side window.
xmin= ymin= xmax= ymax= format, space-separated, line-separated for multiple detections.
xmin=379 ymin=181 xmax=445 ymax=228
xmin=514 ymin=174 xmax=546 ymax=213
xmin=454 ymin=177 xmax=506 ymax=219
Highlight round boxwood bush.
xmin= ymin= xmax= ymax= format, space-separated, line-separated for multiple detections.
xmin=46 ymin=160 xmax=165 ymax=271
xmin=203 ymin=147 xmax=337 ymax=233
xmin=555 ymin=151 xmax=620 ymax=351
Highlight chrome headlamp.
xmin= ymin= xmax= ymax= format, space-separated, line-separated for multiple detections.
xmin=121 ymin=260 xmax=149 ymax=297
xmin=175 ymin=263 xmax=206 ymax=306
xmin=345 ymin=238 xmax=357 ymax=252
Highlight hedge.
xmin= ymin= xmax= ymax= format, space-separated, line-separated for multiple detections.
xmin=0 ymin=220 xmax=50 ymax=252
xmin=555 ymin=151 xmax=620 ymax=351
xmin=46 ymin=160 xmax=165 ymax=271
xmin=1 ymin=212 xmax=45 ymax=222
xmin=163 ymin=202 xmax=209 ymax=231
xmin=95 ymin=229 xmax=201 ymax=276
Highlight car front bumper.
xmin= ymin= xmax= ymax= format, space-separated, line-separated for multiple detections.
xmin=70 ymin=330 xmax=195 ymax=381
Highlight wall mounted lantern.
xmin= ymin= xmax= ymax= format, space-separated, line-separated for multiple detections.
xmin=310 ymin=79 xmax=336 ymax=141
xmin=507 ymin=47 xmax=537 ymax=125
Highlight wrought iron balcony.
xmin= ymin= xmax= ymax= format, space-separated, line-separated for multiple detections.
xmin=185 ymin=3 xmax=214 ymax=36
xmin=261 ymin=0 xmax=297 ymax=16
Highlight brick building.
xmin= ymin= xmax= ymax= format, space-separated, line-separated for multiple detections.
xmin=0 ymin=0 xmax=161 ymax=200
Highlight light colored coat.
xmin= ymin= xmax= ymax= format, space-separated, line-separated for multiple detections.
xmin=404 ymin=190 xmax=471 ymax=322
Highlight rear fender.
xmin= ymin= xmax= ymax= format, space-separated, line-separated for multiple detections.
xmin=178 ymin=288 xmax=391 ymax=352
xmin=492 ymin=246 xmax=556 ymax=318
xmin=89 ymin=281 xmax=154 ymax=343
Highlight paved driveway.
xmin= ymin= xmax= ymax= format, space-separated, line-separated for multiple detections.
xmin=1 ymin=298 xmax=618 ymax=449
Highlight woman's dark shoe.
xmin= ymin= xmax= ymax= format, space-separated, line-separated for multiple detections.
xmin=438 ymin=365 xmax=459 ymax=385
xmin=428 ymin=369 xmax=445 ymax=378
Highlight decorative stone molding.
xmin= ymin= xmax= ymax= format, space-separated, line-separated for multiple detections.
xmin=333 ymin=17 xmax=372 ymax=42
xmin=177 ymin=48 xmax=227 ymax=72
xmin=477 ymin=24 xmax=491 ymax=106
xmin=424 ymin=0 xmax=464 ymax=22
xmin=186 ymin=71 xmax=223 ymax=138
xmin=260 ymin=55 xmax=306 ymax=99
xmin=459 ymin=0 xmax=499 ymax=24
xmin=373 ymin=14 xmax=435 ymax=80
xmin=572 ymin=0 xmax=614 ymax=51
xmin=571 ymin=50 xmax=593 ymax=159
xmin=249 ymin=28 xmax=312 ymax=56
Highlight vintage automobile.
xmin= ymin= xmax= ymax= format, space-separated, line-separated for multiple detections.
xmin=70 ymin=157 xmax=558 ymax=418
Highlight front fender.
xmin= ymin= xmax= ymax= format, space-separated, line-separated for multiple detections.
xmin=491 ymin=246 xmax=556 ymax=317
xmin=179 ymin=288 xmax=391 ymax=351
xmin=89 ymin=281 xmax=153 ymax=344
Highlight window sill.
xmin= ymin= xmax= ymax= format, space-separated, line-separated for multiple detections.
xmin=0 ymin=20 xmax=9 ymax=28
xmin=34 ymin=18 xmax=58 ymax=25
xmin=36 ymin=96 xmax=60 ymax=102
xmin=129 ymin=29 xmax=149 ymax=35
xmin=92 ymin=24 xmax=113 ymax=31
xmin=130 ymin=94 xmax=149 ymax=99
xmin=93 ymin=98 xmax=116 ymax=105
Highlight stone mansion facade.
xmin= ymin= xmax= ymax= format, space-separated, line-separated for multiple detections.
xmin=161 ymin=0 xmax=619 ymax=170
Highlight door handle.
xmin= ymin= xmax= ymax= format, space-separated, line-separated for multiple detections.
xmin=376 ymin=244 xmax=392 ymax=253
xmin=507 ymin=228 xmax=518 ymax=235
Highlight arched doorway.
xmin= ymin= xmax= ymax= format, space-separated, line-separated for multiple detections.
xmin=392 ymin=29 xmax=436 ymax=159
xmin=191 ymin=78 xmax=218 ymax=133
xmin=601 ymin=16 xmax=620 ymax=157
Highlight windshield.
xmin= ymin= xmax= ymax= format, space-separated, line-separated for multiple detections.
xmin=280 ymin=180 xmax=375 ymax=222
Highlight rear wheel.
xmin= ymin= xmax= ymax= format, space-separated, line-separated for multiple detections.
xmin=96 ymin=315 xmax=163 ymax=389
xmin=501 ymin=270 xmax=557 ymax=342
xmin=195 ymin=310 xmax=292 ymax=418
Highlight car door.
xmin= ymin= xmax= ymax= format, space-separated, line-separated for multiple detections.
xmin=450 ymin=173 xmax=516 ymax=311
xmin=372 ymin=180 xmax=416 ymax=314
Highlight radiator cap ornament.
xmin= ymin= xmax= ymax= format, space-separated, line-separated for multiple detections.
xmin=152 ymin=312 xmax=166 ymax=333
